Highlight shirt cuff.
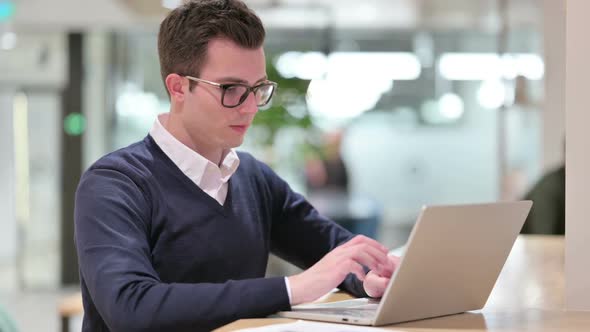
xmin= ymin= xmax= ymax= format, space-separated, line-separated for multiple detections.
xmin=284 ymin=277 xmax=293 ymax=304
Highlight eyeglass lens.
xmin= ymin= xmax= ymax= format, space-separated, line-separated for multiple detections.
xmin=223 ymin=84 xmax=275 ymax=107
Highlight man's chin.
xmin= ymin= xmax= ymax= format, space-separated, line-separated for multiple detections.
xmin=225 ymin=137 xmax=245 ymax=149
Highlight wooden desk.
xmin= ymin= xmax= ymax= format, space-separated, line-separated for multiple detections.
xmin=217 ymin=235 xmax=590 ymax=331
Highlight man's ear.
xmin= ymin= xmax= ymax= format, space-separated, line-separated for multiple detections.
xmin=165 ymin=73 xmax=186 ymax=102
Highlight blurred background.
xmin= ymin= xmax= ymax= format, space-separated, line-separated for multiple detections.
xmin=0 ymin=0 xmax=565 ymax=331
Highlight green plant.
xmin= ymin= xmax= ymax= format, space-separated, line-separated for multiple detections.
xmin=252 ymin=57 xmax=314 ymax=145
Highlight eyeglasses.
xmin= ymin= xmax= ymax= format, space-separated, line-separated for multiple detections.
xmin=184 ymin=75 xmax=278 ymax=108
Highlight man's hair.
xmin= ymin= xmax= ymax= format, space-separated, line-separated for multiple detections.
xmin=157 ymin=0 xmax=266 ymax=96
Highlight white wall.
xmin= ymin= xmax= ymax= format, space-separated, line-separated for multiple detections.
xmin=13 ymin=0 xmax=137 ymax=30
xmin=23 ymin=92 xmax=62 ymax=288
xmin=343 ymin=105 xmax=501 ymax=226
xmin=0 ymin=90 xmax=17 ymax=289
xmin=566 ymin=0 xmax=590 ymax=311
xmin=542 ymin=0 xmax=566 ymax=171
xmin=0 ymin=33 xmax=66 ymax=87
xmin=0 ymin=32 xmax=66 ymax=289
xmin=83 ymin=31 xmax=110 ymax=169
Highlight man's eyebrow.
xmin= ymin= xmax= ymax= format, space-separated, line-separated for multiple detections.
xmin=217 ymin=76 xmax=268 ymax=84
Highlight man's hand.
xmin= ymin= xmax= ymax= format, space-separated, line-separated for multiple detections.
xmin=363 ymin=255 xmax=401 ymax=298
xmin=288 ymin=235 xmax=392 ymax=305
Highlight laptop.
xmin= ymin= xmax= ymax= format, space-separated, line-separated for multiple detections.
xmin=277 ymin=200 xmax=532 ymax=326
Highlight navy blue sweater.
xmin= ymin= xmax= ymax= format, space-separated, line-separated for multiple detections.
xmin=74 ymin=135 xmax=366 ymax=332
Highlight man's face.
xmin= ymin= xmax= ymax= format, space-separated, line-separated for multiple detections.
xmin=180 ymin=38 xmax=266 ymax=152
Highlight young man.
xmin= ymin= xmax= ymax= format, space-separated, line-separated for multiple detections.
xmin=74 ymin=1 xmax=399 ymax=331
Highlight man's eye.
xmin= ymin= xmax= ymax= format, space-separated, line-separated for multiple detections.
xmin=225 ymin=86 xmax=246 ymax=96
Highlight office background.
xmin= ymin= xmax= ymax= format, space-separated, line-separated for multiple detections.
xmin=0 ymin=0 xmax=573 ymax=331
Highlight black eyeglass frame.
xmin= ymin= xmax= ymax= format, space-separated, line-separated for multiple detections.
xmin=184 ymin=75 xmax=278 ymax=108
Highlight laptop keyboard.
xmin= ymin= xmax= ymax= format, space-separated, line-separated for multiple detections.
xmin=297 ymin=308 xmax=377 ymax=319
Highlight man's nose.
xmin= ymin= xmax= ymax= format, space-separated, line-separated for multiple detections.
xmin=238 ymin=92 xmax=259 ymax=114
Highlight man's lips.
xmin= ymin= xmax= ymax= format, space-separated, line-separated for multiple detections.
xmin=229 ymin=124 xmax=249 ymax=133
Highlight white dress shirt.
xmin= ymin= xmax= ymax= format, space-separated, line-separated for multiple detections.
xmin=149 ymin=113 xmax=293 ymax=303
xmin=150 ymin=114 xmax=239 ymax=206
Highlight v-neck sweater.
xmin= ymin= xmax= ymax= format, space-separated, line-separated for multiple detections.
xmin=74 ymin=135 xmax=365 ymax=332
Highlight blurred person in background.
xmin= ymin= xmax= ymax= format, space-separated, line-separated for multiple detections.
xmin=521 ymin=138 xmax=565 ymax=235
xmin=74 ymin=1 xmax=399 ymax=331
xmin=305 ymin=129 xmax=350 ymax=194
xmin=304 ymin=129 xmax=381 ymax=238
xmin=521 ymin=164 xmax=565 ymax=235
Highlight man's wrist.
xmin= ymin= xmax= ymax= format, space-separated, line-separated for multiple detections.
xmin=284 ymin=277 xmax=293 ymax=304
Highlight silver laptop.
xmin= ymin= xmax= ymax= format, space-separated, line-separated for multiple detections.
xmin=277 ymin=201 xmax=532 ymax=326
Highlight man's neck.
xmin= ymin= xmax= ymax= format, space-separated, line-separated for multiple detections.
xmin=162 ymin=113 xmax=225 ymax=166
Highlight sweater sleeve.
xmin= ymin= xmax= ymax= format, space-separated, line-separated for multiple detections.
xmin=257 ymin=162 xmax=369 ymax=298
xmin=75 ymin=168 xmax=290 ymax=332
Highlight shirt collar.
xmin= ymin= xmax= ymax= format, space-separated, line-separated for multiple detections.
xmin=149 ymin=113 xmax=240 ymax=187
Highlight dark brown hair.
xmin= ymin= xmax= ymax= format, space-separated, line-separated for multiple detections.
xmin=157 ymin=0 xmax=266 ymax=96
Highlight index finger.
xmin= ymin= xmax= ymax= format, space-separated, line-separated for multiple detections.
xmin=339 ymin=235 xmax=388 ymax=254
